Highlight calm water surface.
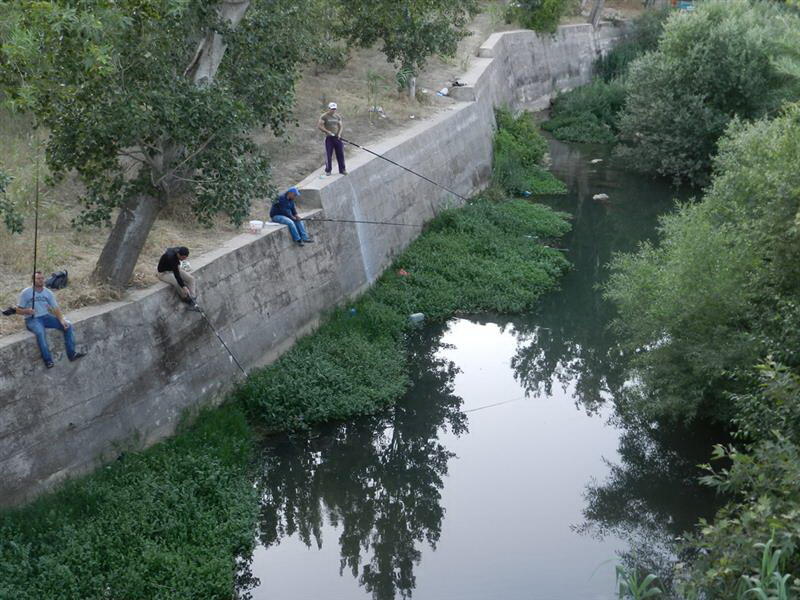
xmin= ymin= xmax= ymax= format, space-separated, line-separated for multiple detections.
xmin=241 ymin=139 xmax=714 ymax=600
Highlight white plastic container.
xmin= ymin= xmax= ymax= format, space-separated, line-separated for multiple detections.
xmin=248 ymin=220 xmax=264 ymax=233
xmin=408 ymin=312 xmax=425 ymax=324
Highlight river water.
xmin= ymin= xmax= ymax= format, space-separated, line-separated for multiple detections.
xmin=240 ymin=139 xmax=717 ymax=600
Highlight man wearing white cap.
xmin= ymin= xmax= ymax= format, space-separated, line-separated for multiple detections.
xmin=317 ymin=102 xmax=347 ymax=176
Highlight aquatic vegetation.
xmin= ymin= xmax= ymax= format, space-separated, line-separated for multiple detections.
xmin=0 ymin=405 xmax=257 ymax=600
xmin=236 ymin=196 xmax=570 ymax=430
xmin=493 ymin=107 xmax=567 ymax=195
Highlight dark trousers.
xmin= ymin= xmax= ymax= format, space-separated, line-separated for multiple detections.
xmin=325 ymin=135 xmax=346 ymax=174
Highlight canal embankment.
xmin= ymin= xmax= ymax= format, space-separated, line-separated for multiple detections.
xmin=0 ymin=22 xmax=626 ymax=508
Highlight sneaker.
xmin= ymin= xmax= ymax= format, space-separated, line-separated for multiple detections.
xmin=45 ymin=361 xmax=55 ymax=369
xmin=339 ymin=171 xmax=348 ymax=175
xmin=296 ymin=239 xmax=305 ymax=247
xmin=323 ymin=171 xmax=332 ymax=177
xmin=302 ymin=238 xmax=314 ymax=244
xmin=69 ymin=351 xmax=87 ymax=362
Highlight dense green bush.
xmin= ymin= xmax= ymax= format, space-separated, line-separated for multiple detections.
xmin=542 ymin=79 xmax=626 ymax=144
xmin=0 ymin=405 xmax=258 ymax=600
xmin=505 ymin=0 xmax=574 ymax=33
xmin=493 ymin=108 xmax=567 ymax=195
xmin=236 ymin=196 xmax=571 ymax=429
xmin=595 ymin=8 xmax=669 ymax=82
xmin=605 ymin=105 xmax=800 ymax=424
xmin=617 ymin=0 xmax=800 ymax=186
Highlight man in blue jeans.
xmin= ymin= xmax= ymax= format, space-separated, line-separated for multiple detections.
xmin=16 ymin=271 xmax=86 ymax=368
xmin=270 ymin=187 xmax=314 ymax=247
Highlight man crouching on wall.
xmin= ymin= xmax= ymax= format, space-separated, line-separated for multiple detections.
xmin=157 ymin=246 xmax=200 ymax=312
xmin=15 ymin=271 xmax=87 ymax=368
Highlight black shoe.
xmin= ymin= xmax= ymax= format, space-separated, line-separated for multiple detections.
xmin=69 ymin=351 xmax=87 ymax=362
xmin=296 ymin=239 xmax=305 ymax=247
xmin=2 ymin=306 xmax=16 ymax=316
xmin=339 ymin=171 xmax=348 ymax=175
xmin=302 ymin=238 xmax=314 ymax=244
xmin=45 ymin=361 xmax=55 ymax=369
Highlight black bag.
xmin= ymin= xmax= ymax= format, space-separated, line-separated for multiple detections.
xmin=45 ymin=270 xmax=68 ymax=290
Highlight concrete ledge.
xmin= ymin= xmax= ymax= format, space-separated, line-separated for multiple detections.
xmin=0 ymin=21 xmax=627 ymax=508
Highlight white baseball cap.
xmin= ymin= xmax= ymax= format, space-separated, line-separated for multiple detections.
xmin=328 ymin=102 xmax=337 ymax=109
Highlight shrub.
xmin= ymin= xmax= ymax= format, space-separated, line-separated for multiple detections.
xmin=542 ymin=79 xmax=626 ymax=143
xmin=605 ymin=104 xmax=800 ymax=424
xmin=617 ymin=0 xmax=800 ymax=186
xmin=678 ymin=431 xmax=800 ymax=599
xmin=505 ymin=0 xmax=574 ymax=33
xmin=595 ymin=8 xmax=669 ymax=82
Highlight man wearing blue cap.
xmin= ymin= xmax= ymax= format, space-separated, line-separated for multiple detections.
xmin=270 ymin=187 xmax=313 ymax=246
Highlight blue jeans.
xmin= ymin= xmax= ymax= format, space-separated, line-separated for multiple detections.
xmin=26 ymin=314 xmax=77 ymax=364
xmin=272 ymin=215 xmax=309 ymax=242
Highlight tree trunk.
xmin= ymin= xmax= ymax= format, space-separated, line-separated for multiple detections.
xmin=588 ymin=0 xmax=605 ymax=29
xmin=407 ymin=76 xmax=417 ymax=101
xmin=93 ymin=191 xmax=166 ymax=287
xmin=93 ymin=1 xmax=251 ymax=287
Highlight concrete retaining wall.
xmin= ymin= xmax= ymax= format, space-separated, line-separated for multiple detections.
xmin=0 ymin=22 xmax=626 ymax=507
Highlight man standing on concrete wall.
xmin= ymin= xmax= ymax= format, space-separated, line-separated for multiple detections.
xmin=157 ymin=246 xmax=200 ymax=311
xmin=16 ymin=271 xmax=86 ymax=368
xmin=317 ymin=102 xmax=347 ymax=176
xmin=270 ymin=187 xmax=314 ymax=246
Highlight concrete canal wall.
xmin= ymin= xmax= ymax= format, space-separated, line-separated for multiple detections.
xmin=0 ymin=22 xmax=626 ymax=507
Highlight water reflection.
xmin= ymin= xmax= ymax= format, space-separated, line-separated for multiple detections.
xmin=534 ymin=138 xmax=719 ymax=592
xmin=250 ymin=324 xmax=466 ymax=600
xmin=241 ymin=136 xmax=719 ymax=600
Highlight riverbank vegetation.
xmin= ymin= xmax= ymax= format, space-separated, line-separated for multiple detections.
xmin=0 ymin=111 xmax=570 ymax=598
xmin=546 ymin=1 xmax=800 ymax=186
xmin=605 ymin=101 xmax=800 ymax=598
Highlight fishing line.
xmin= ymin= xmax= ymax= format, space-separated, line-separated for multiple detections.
xmin=305 ymin=216 xmax=422 ymax=228
xmin=463 ymin=395 xmax=527 ymax=414
xmin=340 ymin=137 xmax=468 ymax=203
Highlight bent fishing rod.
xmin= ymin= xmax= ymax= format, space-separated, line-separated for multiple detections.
xmin=339 ymin=137 xmax=468 ymax=203
xmin=196 ymin=305 xmax=247 ymax=376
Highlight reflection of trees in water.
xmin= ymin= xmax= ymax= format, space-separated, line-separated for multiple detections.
xmin=247 ymin=324 xmax=466 ymax=600
xmin=516 ymin=138 xmax=718 ymax=593
xmin=578 ymin=419 xmax=726 ymax=597
xmin=507 ymin=139 xmax=679 ymax=414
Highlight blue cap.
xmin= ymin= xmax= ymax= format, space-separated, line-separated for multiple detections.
xmin=287 ymin=187 xmax=300 ymax=196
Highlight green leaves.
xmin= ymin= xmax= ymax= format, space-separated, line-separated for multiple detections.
xmin=605 ymin=104 xmax=800 ymax=424
xmin=334 ymin=0 xmax=478 ymax=75
xmin=616 ymin=0 xmax=800 ymax=186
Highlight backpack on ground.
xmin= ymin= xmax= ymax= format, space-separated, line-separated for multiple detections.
xmin=45 ymin=270 xmax=68 ymax=290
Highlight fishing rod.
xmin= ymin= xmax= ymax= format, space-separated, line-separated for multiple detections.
xmin=339 ymin=137 xmax=468 ymax=203
xmin=305 ymin=216 xmax=422 ymax=228
xmin=31 ymin=133 xmax=40 ymax=314
xmin=195 ymin=304 xmax=247 ymax=376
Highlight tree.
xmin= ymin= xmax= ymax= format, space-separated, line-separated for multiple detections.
xmin=335 ymin=0 xmax=478 ymax=100
xmin=616 ymin=0 xmax=800 ymax=186
xmin=605 ymin=104 xmax=800 ymax=424
xmin=0 ymin=0 xmax=311 ymax=287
